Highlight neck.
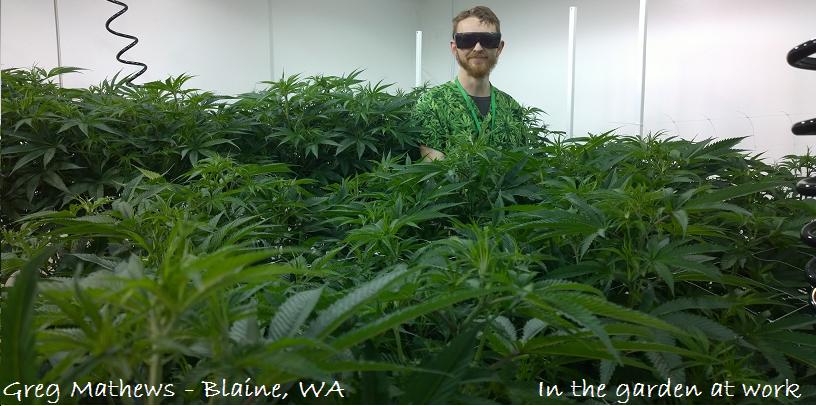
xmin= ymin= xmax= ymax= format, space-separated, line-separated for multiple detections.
xmin=457 ymin=70 xmax=491 ymax=97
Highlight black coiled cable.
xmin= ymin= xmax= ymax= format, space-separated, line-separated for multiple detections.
xmin=798 ymin=181 xmax=816 ymax=311
xmin=787 ymin=38 xmax=816 ymax=311
xmin=788 ymin=39 xmax=816 ymax=136
xmin=105 ymin=0 xmax=147 ymax=84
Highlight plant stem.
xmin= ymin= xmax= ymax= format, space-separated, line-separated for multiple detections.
xmin=393 ymin=327 xmax=407 ymax=364
xmin=462 ymin=297 xmax=486 ymax=327
xmin=474 ymin=331 xmax=487 ymax=363
xmin=148 ymin=308 xmax=161 ymax=405
xmin=148 ymin=353 xmax=160 ymax=405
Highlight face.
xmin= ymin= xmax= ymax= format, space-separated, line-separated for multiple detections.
xmin=451 ymin=16 xmax=504 ymax=79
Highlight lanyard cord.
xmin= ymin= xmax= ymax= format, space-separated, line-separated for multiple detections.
xmin=454 ymin=77 xmax=496 ymax=135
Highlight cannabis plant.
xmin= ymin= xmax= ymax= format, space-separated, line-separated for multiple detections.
xmin=2 ymin=67 xmax=815 ymax=405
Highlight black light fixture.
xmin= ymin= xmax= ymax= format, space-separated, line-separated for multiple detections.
xmin=788 ymin=39 xmax=816 ymax=136
xmin=787 ymin=38 xmax=816 ymax=311
xmin=788 ymin=39 xmax=816 ymax=70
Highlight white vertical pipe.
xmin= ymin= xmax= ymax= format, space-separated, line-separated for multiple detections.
xmin=268 ymin=0 xmax=275 ymax=80
xmin=637 ymin=0 xmax=649 ymax=137
xmin=415 ymin=31 xmax=423 ymax=87
xmin=566 ymin=7 xmax=577 ymax=138
xmin=53 ymin=0 xmax=63 ymax=87
xmin=451 ymin=0 xmax=456 ymax=78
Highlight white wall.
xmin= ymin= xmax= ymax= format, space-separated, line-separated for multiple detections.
xmin=1 ymin=0 xmax=418 ymax=93
xmin=0 ymin=0 xmax=60 ymax=70
xmin=416 ymin=0 xmax=455 ymax=85
xmin=268 ymin=0 xmax=418 ymax=91
xmin=644 ymin=0 xmax=816 ymax=159
xmin=2 ymin=0 xmax=814 ymax=160
xmin=1 ymin=0 xmax=271 ymax=95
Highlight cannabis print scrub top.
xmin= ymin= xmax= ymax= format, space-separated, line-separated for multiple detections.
xmin=412 ymin=78 xmax=529 ymax=152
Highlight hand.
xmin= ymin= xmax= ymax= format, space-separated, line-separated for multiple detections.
xmin=419 ymin=145 xmax=445 ymax=161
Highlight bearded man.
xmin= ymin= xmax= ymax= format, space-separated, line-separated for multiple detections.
xmin=414 ymin=6 xmax=530 ymax=161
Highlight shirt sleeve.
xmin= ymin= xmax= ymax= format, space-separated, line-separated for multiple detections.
xmin=412 ymin=92 xmax=447 ymax=151
xmin=491 ymin=93 xmax=530 ymax=148
xmin=511 ymin=100 xmax=531 ymax=146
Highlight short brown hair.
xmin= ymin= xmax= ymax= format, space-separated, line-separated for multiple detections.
xmin=452 ymin=6 xmax=501 ymax=37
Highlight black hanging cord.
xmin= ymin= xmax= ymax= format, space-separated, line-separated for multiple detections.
xmin=787 ymin=38 xmax=816 ymax=312
xmin=104 ymin=0 xmax=147 ymax=84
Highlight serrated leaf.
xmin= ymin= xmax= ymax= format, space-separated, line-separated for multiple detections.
xmin=752 ymin=337 xmax=795 ymax=379
xmin=331 ymin=289 xmax=482 ymax=350
xmin=11 ymin=150 xmax=43 ymax=174
xmin=43 ymin=148 xmax=56 ymax=167
xmin=42 ymin=171 xmax=70 ymax=193
xmin=307 ymin=265 xmax=411 ymax=338
xmin=600 ymin=359 xmax=616 ymax=385
xmin=672 ymin=209 xmax=688 ymax=235
xmin=1 ymin=245 xmax=60 ymax=387
xmin=687 ymin=181 xmax=781 ymax=205
xmin=662 ymin=312 xmax=736 ymax=341
xmin=653 ymin=263 xmax=675 ymax=295
xmin=521 ymin=318 xmax=547 ymax=343
xmin=401 ymin=325 xmax=481 ymax=404
xmin=555 ymin=292 xmax=686 ymax=336
xmin=492 ymin=315 xmax=517 ymax=342
xmin=230 ymin=315 xmax=260 ymax=345
xmin=267 ymin=287 xmax=323 ymax=341
xmin=528 ymin=293 xmax=619 ymax=362
xmin=70 ymin=254 xmax=119 ymax=270
xmin=650 ymin=296 xmax=733 ymax=316
xmin=136 ymin=167 xmax=162 ymax=180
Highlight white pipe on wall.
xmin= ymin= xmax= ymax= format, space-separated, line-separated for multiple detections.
xmin=637 ymin=0 xmax=648 ymax=137
xmin=567 ymin=6 xmax=577 ymax=138
xmin=53 ymin=0 xmax=63 ymax=86
xmin=450 ymin=0 xmax=456 ymax=79
xmin=416 ymin=30 xmax=422 ymax=87
xmin=268 ymin=0 xmax=275 ymax=81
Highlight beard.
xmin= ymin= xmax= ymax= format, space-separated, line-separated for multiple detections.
xmin=455 ymin=49 xmax=498 ymax=79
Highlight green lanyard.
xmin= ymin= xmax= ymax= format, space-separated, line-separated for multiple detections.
xmin=454 ymin=77 xmax=496 ymax=135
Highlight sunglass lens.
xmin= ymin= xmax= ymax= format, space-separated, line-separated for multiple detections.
xmin=455 ymin=32 xmax=501 ymax=49
xmin=455 ymin=33 xmax=477 ymax=48
xmin=481 ymin=33 xmax=501 ymax=48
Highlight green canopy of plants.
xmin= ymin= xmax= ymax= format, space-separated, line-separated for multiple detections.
xmin=1 ymin=67 xmax=815 ymax=404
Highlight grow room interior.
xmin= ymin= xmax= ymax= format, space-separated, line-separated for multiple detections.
xmin=2 ymin=0 xmax=815 ymax=161
xmin=3 ymin=0 xmax=816 ymax=405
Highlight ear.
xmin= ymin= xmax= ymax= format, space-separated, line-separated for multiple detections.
xmin=496 ymin=40 xmax=505 ymax=56
xmin=450 ymin=40 xmax=457 ymax=56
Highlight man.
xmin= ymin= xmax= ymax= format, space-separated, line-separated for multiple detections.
xmin=414 ymin=6 xmax=529 ymax=161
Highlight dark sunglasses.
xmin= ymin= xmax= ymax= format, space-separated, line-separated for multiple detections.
xmin=454 ymin=32 xmax=502 ymax=49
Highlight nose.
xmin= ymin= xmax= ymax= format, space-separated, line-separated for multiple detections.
xmin=473 ymin=42 xmax=484 ymax=51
